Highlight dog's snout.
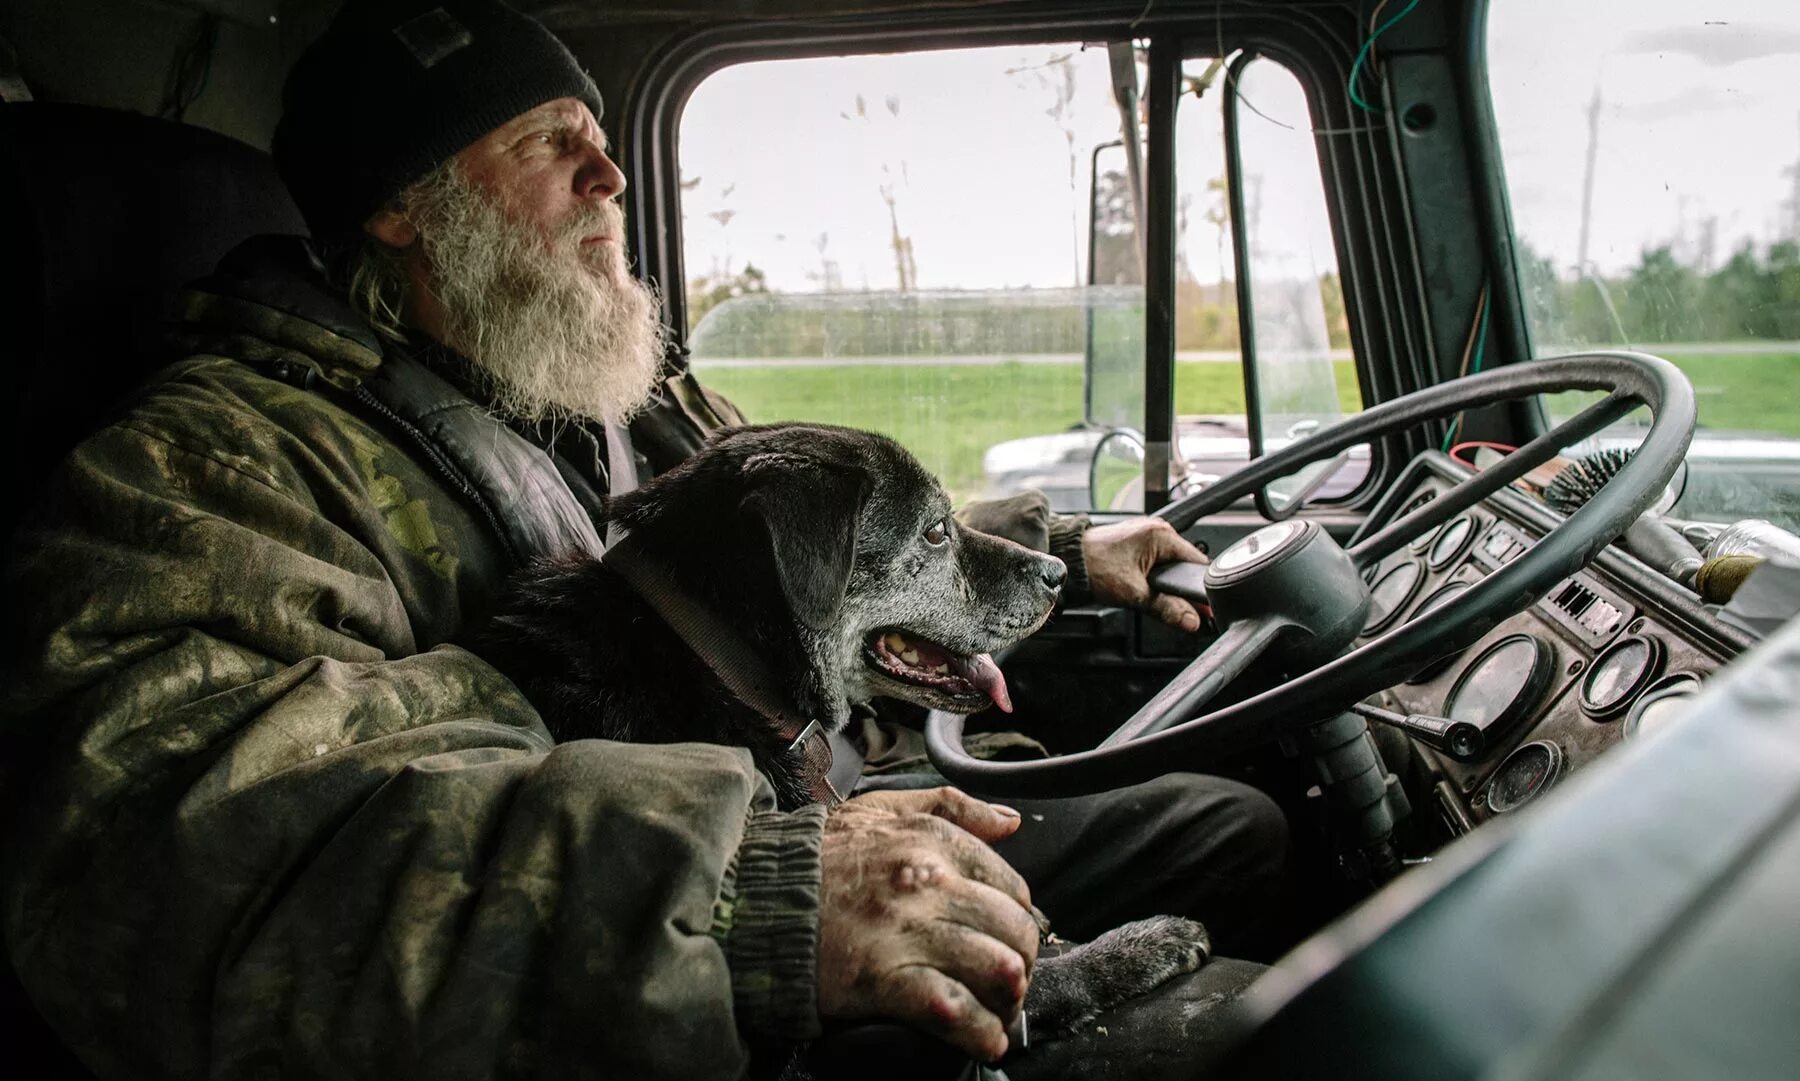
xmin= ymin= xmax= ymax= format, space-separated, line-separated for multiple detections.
xmin=1038 ymin=558 xmax=1067 ymax=593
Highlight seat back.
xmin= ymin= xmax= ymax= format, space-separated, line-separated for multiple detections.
xmin=0 ymin=101 xmax=306 ymax=1079
xmin=0 ymin=102 xmax=307 ymax=542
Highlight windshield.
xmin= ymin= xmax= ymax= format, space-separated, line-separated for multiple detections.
xmin=1488 ymin=0 xmax=1800 ymax=529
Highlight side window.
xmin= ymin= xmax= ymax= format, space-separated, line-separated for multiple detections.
xmin=1489 ymin=3 xmax=1800 ymax=528
xmin=679 ymin=44 xmax=1359 ymax=510
xmin=1173 ymin=56 xmax=1362 ymax=510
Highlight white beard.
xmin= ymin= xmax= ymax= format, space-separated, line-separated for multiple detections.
xmin=408 ymin=166 xmax=667 ymax=426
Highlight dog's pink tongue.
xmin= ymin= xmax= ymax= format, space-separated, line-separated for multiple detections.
xmin=962 ymin=653 xmax=1012 ymax=713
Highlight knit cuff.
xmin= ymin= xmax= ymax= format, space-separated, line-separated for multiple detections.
xmin=1048 ymin=512 xmax=1093 ymax=607
xmin=716 ymin=804 xmax=828 ymax=1041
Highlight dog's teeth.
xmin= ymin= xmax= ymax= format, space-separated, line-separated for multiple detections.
xmin=885 ymin=632 xmax=907 ymax=653
xmin=932 ymin=663 xmax=950 ymax=674
xmin=900 ymin=648 xmax=921 ymax=664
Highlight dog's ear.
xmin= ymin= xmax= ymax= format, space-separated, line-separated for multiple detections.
xmin=740 ymin=452 xmax=873 ymax=631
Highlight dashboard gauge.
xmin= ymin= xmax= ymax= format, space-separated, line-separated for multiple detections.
xmin=1444 ymin=633 xmax=1553 ymax=734
xmin=1579 ymin=635 xmax=1665 ymax=719
xmin=1407 ymin=522 xmax=1442 ymax=554
xmin=1427 ymin=514 xmax=1477 ymax=570
xmin=1486 ymin=740 xmax=1564 ymax=814
xmin=1624 ymin=673 xmax=1703 ymax=741
xmin=1403 ymin=580 xmax=1474 ymax=683
xmin=1402 ymin=493 xmax=1441 ymax=553
xmin=1363 ymin=559 xmax=1425 ymax=634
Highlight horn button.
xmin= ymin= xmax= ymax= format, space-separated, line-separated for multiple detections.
xmin=1205 ymin=520 xmax=1372 ymax=666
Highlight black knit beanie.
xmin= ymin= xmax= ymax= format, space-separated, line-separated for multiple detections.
xmin=272 ymin=0 xmax=604 ymax=242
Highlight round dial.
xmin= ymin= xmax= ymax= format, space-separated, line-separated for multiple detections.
xmin=1444 ymin=633 xmax=1553 ymax=735
xmin=1486 ymin=740 xmax=1564 ymax=814
xmin=1580 ymin=635 xmax=1665 ymax=719
xmin=1362 ymin=560 xmax=1425 ymax=635
xmin=1427 ymin=514 xmax=1477 ymax=570
xmin=1403 ymin=493 xmax=1442 ymax=554
xmin=1624 ymin=674 xmax=1703 ymax=741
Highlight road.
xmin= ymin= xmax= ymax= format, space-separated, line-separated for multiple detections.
xmin=690 ymin=342 xmax=1800 ymax=370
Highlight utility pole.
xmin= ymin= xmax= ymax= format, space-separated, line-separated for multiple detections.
xmin=1576 ymin=82 xmax=1602 ymax=273
xmin=1786 ymin=110 xmax=1800 ymax=242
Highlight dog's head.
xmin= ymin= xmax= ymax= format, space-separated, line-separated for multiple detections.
xmin=605 ymin=423 xmax=1066 ymax=727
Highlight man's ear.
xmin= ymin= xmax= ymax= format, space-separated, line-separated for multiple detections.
xmin=364 ymin=204 xmax=418 ymax=248
xmin=739 ymin=453 xmax=872 ymax=631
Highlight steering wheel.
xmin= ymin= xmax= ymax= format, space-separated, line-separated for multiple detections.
xmin=926 ymin=352 xmax=1696 ymax=798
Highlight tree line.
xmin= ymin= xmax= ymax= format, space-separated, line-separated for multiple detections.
xmin=1519 ymin=240 xmax=1800 ymax=346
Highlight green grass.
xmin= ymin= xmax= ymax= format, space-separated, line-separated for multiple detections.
xmin=1652 ymin=354 xmax=1800 ymax=435
xmin=696 ymin=359 xmax=1363 ymax=501
xmin=1545 ymin=352 xmax=1800 ymax=436
xmin=697 ymin=352 xmax=1800 ymax=502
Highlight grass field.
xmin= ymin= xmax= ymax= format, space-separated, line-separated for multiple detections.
xmin=1556 ymin=353 xmax=1800 ymax=435
xmin=696 ymin=353 xmax=1800 ymax=501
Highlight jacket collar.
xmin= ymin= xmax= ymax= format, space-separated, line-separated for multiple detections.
xmin=170 ymin=234 xmax=383 ymax=389
xmin=172 ymin=234 xmax=603 ymax=565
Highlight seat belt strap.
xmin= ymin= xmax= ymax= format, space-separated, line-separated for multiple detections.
xmin=603 ymin=422 xmax=638 ymax=548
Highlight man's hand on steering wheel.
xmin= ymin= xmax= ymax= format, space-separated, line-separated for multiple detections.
xmin=1082 ymin=518 xmax=1209 ymax=632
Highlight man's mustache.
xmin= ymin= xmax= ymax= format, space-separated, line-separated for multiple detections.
xmin=557 ymin=201 xmax=625 ymax=247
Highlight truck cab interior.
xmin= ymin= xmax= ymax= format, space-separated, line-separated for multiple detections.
xmin=4 ymin=1 xmax=1799 ymax=1078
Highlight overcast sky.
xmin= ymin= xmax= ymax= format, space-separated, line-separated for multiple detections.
xmin=675 ymin=1 xmax=1800 ymax=294
xmin=1489 ymin=0 xmax=1800 ymax=276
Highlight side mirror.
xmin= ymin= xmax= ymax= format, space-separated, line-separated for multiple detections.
xmin=1090 ymin=428 xmax=1146 ymax=512
xmin=1090 ymin=427 xmax=1211 ymax=512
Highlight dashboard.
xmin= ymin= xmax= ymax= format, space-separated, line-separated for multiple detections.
xmin=1351 ymin=454 xmax=1755 ymax=835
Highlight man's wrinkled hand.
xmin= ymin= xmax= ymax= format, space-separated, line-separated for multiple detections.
xmin=816 ymin=787 xmax=1039 ymax=1062
xmin=1081 ymin=517 xmax=1210 ymax=631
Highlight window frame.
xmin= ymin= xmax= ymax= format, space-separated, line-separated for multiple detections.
xmin=614 ymin=2 xmax=1443 ymax=514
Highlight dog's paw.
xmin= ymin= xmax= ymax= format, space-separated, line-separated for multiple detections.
xmin=1024 ymin=915 xmax=1212 ymax=1037
xmin=1090 ymin=914 xmax=1212 ymax=985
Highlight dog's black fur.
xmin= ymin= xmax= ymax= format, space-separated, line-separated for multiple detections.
xmin=474 ymin=423 xmax=1211 ymax=1039
xmin=477 ymin=422 xmax=1069 ymax=808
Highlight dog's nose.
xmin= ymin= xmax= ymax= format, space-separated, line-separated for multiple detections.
xmin=1039 ymin=558 xmax=1067 ymax=592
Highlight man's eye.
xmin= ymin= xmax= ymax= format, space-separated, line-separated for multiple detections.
xmin=924 ymin=518 xmax=950 ymax=546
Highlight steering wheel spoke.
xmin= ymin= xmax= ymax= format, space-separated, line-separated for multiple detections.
xmin=1349 ymin=390 xmax=1637 ymax=569
xmin=1098 ymin=616 xmax=1284 ymax=748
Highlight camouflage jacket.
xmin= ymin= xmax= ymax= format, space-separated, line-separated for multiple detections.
xmin=2 ymin=240 xmax=824 ymax=1079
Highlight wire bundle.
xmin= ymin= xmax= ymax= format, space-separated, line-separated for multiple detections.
xmin=1349 ymin=0 xmax=1424 ymax=114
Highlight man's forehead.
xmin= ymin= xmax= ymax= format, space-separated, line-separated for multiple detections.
xmin=493 ymin=98 xmax=603 ymax=140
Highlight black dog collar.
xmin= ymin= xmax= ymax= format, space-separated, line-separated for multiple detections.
xmin=602 ymin=533 xmax=850 ymax=804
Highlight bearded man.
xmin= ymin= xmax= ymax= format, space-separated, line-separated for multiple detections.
xmin=2 ymin=1 xmax=1286 ymax=1077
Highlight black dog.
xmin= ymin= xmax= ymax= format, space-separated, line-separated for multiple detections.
xmin=476 ymin=423 xmax=1210 ymax=1037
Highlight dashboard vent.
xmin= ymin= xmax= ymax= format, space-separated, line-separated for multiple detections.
xmin=1553 ymin=580 xmax=1598 ymax=619
xmin=1548 ymin=576 xmax=1626 ymax=637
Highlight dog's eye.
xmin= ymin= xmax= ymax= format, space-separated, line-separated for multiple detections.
xmin=924 ymin=517 xmax=951 ymax=546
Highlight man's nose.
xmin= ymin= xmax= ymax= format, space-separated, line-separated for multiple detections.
xmin=575 ymin=142 xmax=626 ymax=202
